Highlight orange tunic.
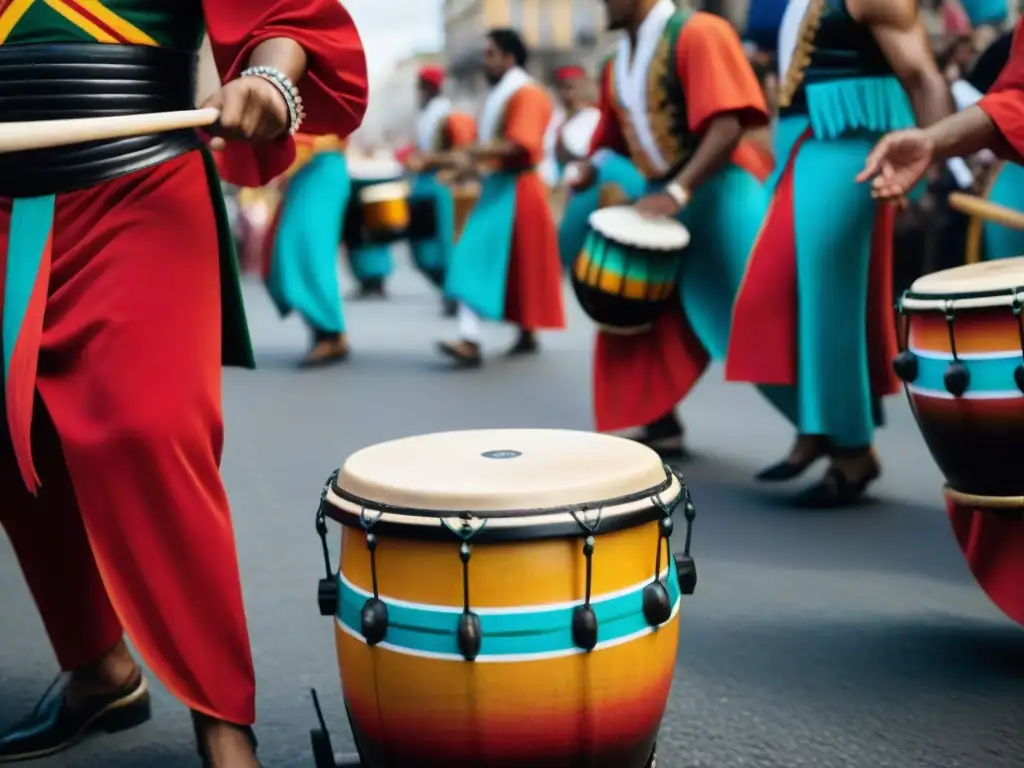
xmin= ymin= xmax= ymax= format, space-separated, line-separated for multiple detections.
xmin=501 ymin=84 xmax=566 ymax=330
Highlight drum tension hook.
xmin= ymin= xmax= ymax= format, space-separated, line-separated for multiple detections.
xmin=642 ymin=516 xmax=673 ymax=627
xmin=892 ymin=350 xmax=918 ymax=383
xmin=675 ymin=493 xmax=697 ymax=596
xmin=572 ymin=535 xmax=600 ymax=650
xmin=316 ymin=471 xmax=340 ymax=617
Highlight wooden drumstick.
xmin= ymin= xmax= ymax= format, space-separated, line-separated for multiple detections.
xmin=948 ymin=191 xmax=1024 ymax=231
xmin=0 ymin=108 xmax=221 ymax=154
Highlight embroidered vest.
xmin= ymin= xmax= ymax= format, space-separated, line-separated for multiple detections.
xmin=0 ymin=0 xmax=204 ymax=50
xmin=779 ymin=0 xmax=891 ymax=113
xmin=609 ymin=11 xmax=696 ymax=180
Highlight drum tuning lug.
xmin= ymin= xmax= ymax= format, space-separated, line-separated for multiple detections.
xmin=318 ymin=578 xmax=338 ymax=617
xmin=892 ymin=350 xmax=918 ymax=383
xmin=360 ymin=597 xmax=389 ymax=645
xmin=642 ymin=581 xmax=672 ymax=626
xmin=457 ymin=611 xmax=483 ymax=660
xmin=674 ymin=553 xmax=697 ymax=595
xmin=944 ymin=361 xmax=970 ymax=397
xmin=572 ymin=605 xmax=599 ymax=651
xmin=1015 ymin=364 xmax=1024 ymax=394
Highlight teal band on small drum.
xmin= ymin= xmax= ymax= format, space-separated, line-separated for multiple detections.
xmin=909 ymin=349 xmax=1024 ymax=397
xmin=337 ymin=559 xmax=680 ymax=660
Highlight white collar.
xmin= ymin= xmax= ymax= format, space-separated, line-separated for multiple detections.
xmin=416 ymin=95 xmax=451 ymax=151
xmin=478 ymin=66 xmax=532 ymax=142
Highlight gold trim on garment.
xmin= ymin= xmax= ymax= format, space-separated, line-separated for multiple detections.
xmin=778 ymin=0 xmax=824 ymax=110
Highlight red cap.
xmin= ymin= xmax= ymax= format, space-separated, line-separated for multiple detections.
xmin=554 ymin=65 xmax=587 ymax=81
xmin=418 ymin=65 xmax=446 ymax=89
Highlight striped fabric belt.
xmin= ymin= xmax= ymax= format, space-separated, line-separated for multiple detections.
xmin=0 ymin=43 xmax=199 ymax=492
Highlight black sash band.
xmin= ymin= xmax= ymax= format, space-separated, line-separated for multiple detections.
xmin=0 ymin=44 xmax=201 ymax=198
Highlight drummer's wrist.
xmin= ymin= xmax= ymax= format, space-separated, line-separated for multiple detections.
xmin=664 ymin=181 xmax=690 ymax=209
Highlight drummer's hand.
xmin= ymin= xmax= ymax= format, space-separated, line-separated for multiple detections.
xmin=635 ymin=192 xmax=681 ymax=219
xmin=202 ymin=76 xmax=291 ymax=150
xmin=565 ymin=161 xmax=596 ymax=191
xmin=856 ymin=129 xmax=935 ymax=200
xmin=405 ymin=153 xmax=426 ymax=173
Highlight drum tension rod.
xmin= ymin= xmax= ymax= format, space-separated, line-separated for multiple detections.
xmin=1013 ymin=298 xmax=1024 ymax=393
xmin=316 ymin=470 xmax=340 ymax=618
xmin=456 ymin=539 xmax=483 ymax=661
xmin=942 ymin=302 xmax=970 ymax=397
xmin=892 ymin=297 xmax=918 ymax=384
xmin=359 ymin=513 xmax=389 ymax=646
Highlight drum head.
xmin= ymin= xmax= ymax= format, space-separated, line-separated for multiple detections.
xmin=347 ymin=158 xmax=403 ymax=181
xmin=903 ymin=257 xmax=1024 ymax=310
xmin=332 ymin=429 xmax=673 ymax=514
xmin=588 ymin=206 xmax=690 ymax=251
xmin=358 ymin=181 xmax=411 ymax=202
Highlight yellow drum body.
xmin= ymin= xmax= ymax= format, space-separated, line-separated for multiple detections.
xmin=324 ymin=429 xmax=689 ymax=768
xmin=358 ymin=181 xmax=411 ymax=242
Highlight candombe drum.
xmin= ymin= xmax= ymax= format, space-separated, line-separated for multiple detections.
xmin=308 ymin=429 xmax=697 ymax=767
xmin=343 ymin=159 xmax=409 ymax=248
xmin=893 ymin=258 xmax=1024 ymax=508
xmin=572 ymin=206 xmax=689 ymax=334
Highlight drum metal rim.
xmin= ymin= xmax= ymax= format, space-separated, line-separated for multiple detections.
xmin=942 ymin=483 xmax=1024 ymax=510
xmin=323 ymin=466 xmax=685 ymax=541
xmin=358 ymin=180 xmax=411 ymax=202
xmin=899 ymin=287 xmax=1024 ymax=312
xmin=586 ymin=206 xmax=690 ymax=251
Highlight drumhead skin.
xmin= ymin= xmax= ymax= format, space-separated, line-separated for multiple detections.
xmin=327 ymin=429 xmax=686 ymax=767
xmin=587 ymin=205 xmax=690 ymax=251
xmin=358 ymin=181 xmax=411 ymax=203
xmin=901 ymin=256 xmax=1024 ymax=310
xmin=347 ymin=158 xmax=403 ymax=181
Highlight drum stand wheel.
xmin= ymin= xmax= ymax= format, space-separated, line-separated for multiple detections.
xmin=309 ymin=689 xmax=363 ymax=767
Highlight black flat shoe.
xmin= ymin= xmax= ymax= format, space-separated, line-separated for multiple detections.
xmin=636 ymin=433 xmax=690 ymax=460
xmin=756 ymin=453 xmax=827 ymax=482
xmin=438 ymin=340 xmax=483 ymax=368
xmin=0 ymin=671 xmax=150 ymax=763
xmin=505 ymin=334 xmax=538 ymax=357
xmin=193 ymin=718 xmax=259 ymax=768
xmin=793 ymin=465 xmax=880 ymax=509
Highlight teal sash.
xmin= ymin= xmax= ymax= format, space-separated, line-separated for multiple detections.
xmin=409 ymin=171 xmax=455 ymax=283
xmin=443 ymin=172 xmax=518 ymax=320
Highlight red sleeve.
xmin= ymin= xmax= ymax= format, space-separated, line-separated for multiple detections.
xmin=444 ymin=113 xmax=477 ymax=148
xmin=677 ymin=13 xmax=768 ymax=134
xmin=203 ymin=0 xmax=369 ymax=187
xmin=588 ymin=59 xmax=629 ymax=156
xmin=978 ymin=19 xmax=1024 ymax=163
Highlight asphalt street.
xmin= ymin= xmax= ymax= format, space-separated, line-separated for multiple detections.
xmin=2 ymin=256 xmax=1023 ymax=768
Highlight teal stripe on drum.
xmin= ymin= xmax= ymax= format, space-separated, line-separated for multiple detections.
xmin=336 ymin=559 xmax=680 ymax=660
xmin=910 ymin=350 xmax=1024 ymax=397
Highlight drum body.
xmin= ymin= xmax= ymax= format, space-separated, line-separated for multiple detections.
xmin=896 ymin=258 xmax=1024 ymax=507
xmin=572 ymin=207 xmax=687 ymax=333
xmin=452 ymin=182 xmax=481 ymax=242
xmin=358 ymin=181 xmax=412 ymax=244
xmin=324 ymin=429 xmax=688 ymax=768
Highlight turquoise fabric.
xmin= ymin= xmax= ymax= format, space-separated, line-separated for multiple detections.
xmin=4 ymin=195 xmax=55 ymax=380
xmin=960 ymin=0 xmax=1008 ymax=25
xmin=761 ymin=118 xmax=883 ymax=449
xmin=984 ymin=161 xmax=1024 ymax=261
xmin=409 ymin=171 xmax=455 ymax=285
xmin=267 ymin=152 xmax=349 ymax=334
xmin=337 ymin=558 xmax=679 ymax=658
xmin=558 ymin=154 xmax=647 ymax=269
xmin=443 ymin=172 xmax=518 ymax=320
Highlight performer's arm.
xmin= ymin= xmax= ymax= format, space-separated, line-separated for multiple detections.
xmin=853 ymin=0 xmax=953 ymax=127
xmin=202 ymin=0 xmax=369 ymax=186
xmin=974 ymin=20 xmax=1024 ymax=163
xmin=663 ymin=13 xmax=769 ymax=201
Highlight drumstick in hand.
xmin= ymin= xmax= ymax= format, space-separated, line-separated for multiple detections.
xmin=0 ymin=108 xmax=221 ymax=154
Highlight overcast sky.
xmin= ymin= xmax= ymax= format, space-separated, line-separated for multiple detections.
xmin=346 ymin=0 xmax=444 ymax=78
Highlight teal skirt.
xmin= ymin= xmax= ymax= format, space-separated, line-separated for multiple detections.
xmin=409 ymin=172 xmax=455 ymax=287
xmin=984 ymin=161 xmax=1024 ymax=261
xmin=267 ymin=151 xmax=349 ymax=334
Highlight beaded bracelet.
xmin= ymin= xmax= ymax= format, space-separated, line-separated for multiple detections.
xmin=239 ymin=65 xmax=306 ymax=136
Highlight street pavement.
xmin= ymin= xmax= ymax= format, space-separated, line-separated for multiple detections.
xmin=2 ymin=257 xmax=1023 ymax=768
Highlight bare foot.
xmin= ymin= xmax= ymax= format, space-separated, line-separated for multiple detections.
xmin=193 ymin=713 xmax=259 ymax=768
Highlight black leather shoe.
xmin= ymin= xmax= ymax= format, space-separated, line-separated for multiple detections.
xmin=0 ymin=671 xmax=150 ymax=763
xmin=756 ymin=454 xmax=826 ymax=482
xmin=438 ymin=340 xmax=483 ymax=368
xmin=794 ymin=465 xmax=880 ymax=509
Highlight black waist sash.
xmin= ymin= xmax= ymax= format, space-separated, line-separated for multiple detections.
xmin=0 ymin=43 xmax=201 ymax=198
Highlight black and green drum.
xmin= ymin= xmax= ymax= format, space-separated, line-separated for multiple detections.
xmin=571 ymin=206 xmax=689 ymax=333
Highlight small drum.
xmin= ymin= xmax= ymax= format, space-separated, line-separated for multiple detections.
xmin=309 ymin=429 xmax=696 ymax=768
xmin=357 ymin=180 xmax=412 ymax=243
xmin=895 ymin=257 xmax=1024 ymax=508
xmin=572 ymin=206 xmax=689 ymax=334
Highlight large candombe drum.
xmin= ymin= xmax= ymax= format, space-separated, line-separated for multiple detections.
xmin=344 ymin=159 xmax=411 ymax=247
xmin=572 ymin=206 xmax=689 ymax=334
xmin=894 ymin=257 xmax=1024 ymax=508
xmin=309 ymin=429 xmax=696 ymax=768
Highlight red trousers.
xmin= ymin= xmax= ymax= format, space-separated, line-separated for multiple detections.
xmin=0 ymin=152 xmax=256 ymax=724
